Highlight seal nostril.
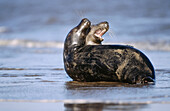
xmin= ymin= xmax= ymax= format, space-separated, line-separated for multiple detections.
xmin=79 ymin=18 xmax=91 ymax=30
xmin=82 ymin=18 xmax=88 ymax=21
xmin=82 ymin=18 xmax=90 ymax=23
xmin=101 ymin=22 xmax=109 ymax=29
xmin=83 ymin=19 xmax=91 ymax=26
xmin=105 ymin=22 xmax=109 ymax=28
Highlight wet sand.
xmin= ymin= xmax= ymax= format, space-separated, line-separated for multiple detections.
xmin=0 ymin=47 xmax=170 ymax=110
xmin=0 ymin=101 xmax=170 ymax=111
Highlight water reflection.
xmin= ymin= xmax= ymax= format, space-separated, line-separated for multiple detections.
xmin=64 ymin=102 xmax=148 ymax=111
xmin=65 ymin=81 xmax=150 ymax=89
xmin=64 ymin=81 xmax=154 ymax=102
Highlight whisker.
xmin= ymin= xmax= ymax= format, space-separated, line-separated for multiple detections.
xmin=74 ymin=10 xmax=85 ymax=19
xmin=93 ymin=19 xmax=98 ymax=25
xmin=108 ymin=28 xmax=116 ymax=38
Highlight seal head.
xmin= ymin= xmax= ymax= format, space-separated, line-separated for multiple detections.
xmin=64 ymin=18 xmax=91 ymax=56
xmin=86 ymin=21 xmax=109 ymax=45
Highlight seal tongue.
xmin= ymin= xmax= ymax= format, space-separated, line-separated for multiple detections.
xmin=96 ymin=30 xmax=102 ymax=35
xmin=94 ymin=29 xmax=106 ymax=39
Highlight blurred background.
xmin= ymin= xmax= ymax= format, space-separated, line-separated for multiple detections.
xmin=1 ymin=1 xmax=170 ymax=110
xmin=0 ymin=0 xmax=170 ymax=50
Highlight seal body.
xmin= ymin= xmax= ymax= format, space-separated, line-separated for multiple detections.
xmin=63 ymin=18 xmax=155 ymax=84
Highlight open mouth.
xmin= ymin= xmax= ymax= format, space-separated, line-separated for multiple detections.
xmin=94 ymin=28 xmax=107 ymax=41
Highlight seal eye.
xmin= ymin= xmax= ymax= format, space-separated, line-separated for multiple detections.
xmin=80 ymin=18 xmax=91 ymax=28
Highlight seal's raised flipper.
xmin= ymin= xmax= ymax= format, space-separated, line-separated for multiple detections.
xmin=142 ymin=76 xmax=155 ymax=84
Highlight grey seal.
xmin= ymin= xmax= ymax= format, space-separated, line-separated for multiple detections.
xmin=63 ymin=18 xmax=155 ymax=84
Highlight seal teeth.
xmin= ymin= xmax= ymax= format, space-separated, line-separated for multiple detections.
xmin=94 ymin=33 xmax=101 ymax=38
xmin=95 ymin=29 xmax=106 ymax=37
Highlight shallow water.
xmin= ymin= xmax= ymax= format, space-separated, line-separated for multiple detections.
xmin=0 ymin=0 xmax=170 ymax=110
xmin=0 ymin=47 xmax=170 ymax=102
xmin=0 ymin=47 xmax=170 ymax=110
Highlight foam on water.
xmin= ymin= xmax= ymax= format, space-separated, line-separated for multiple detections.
xmin=1 ymin=39 xmax=170 ymax=51
xmin=0 ymin=39 xmax=63 ymax=48
xmin=0 ymin=98 xmax=169 ymax=104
